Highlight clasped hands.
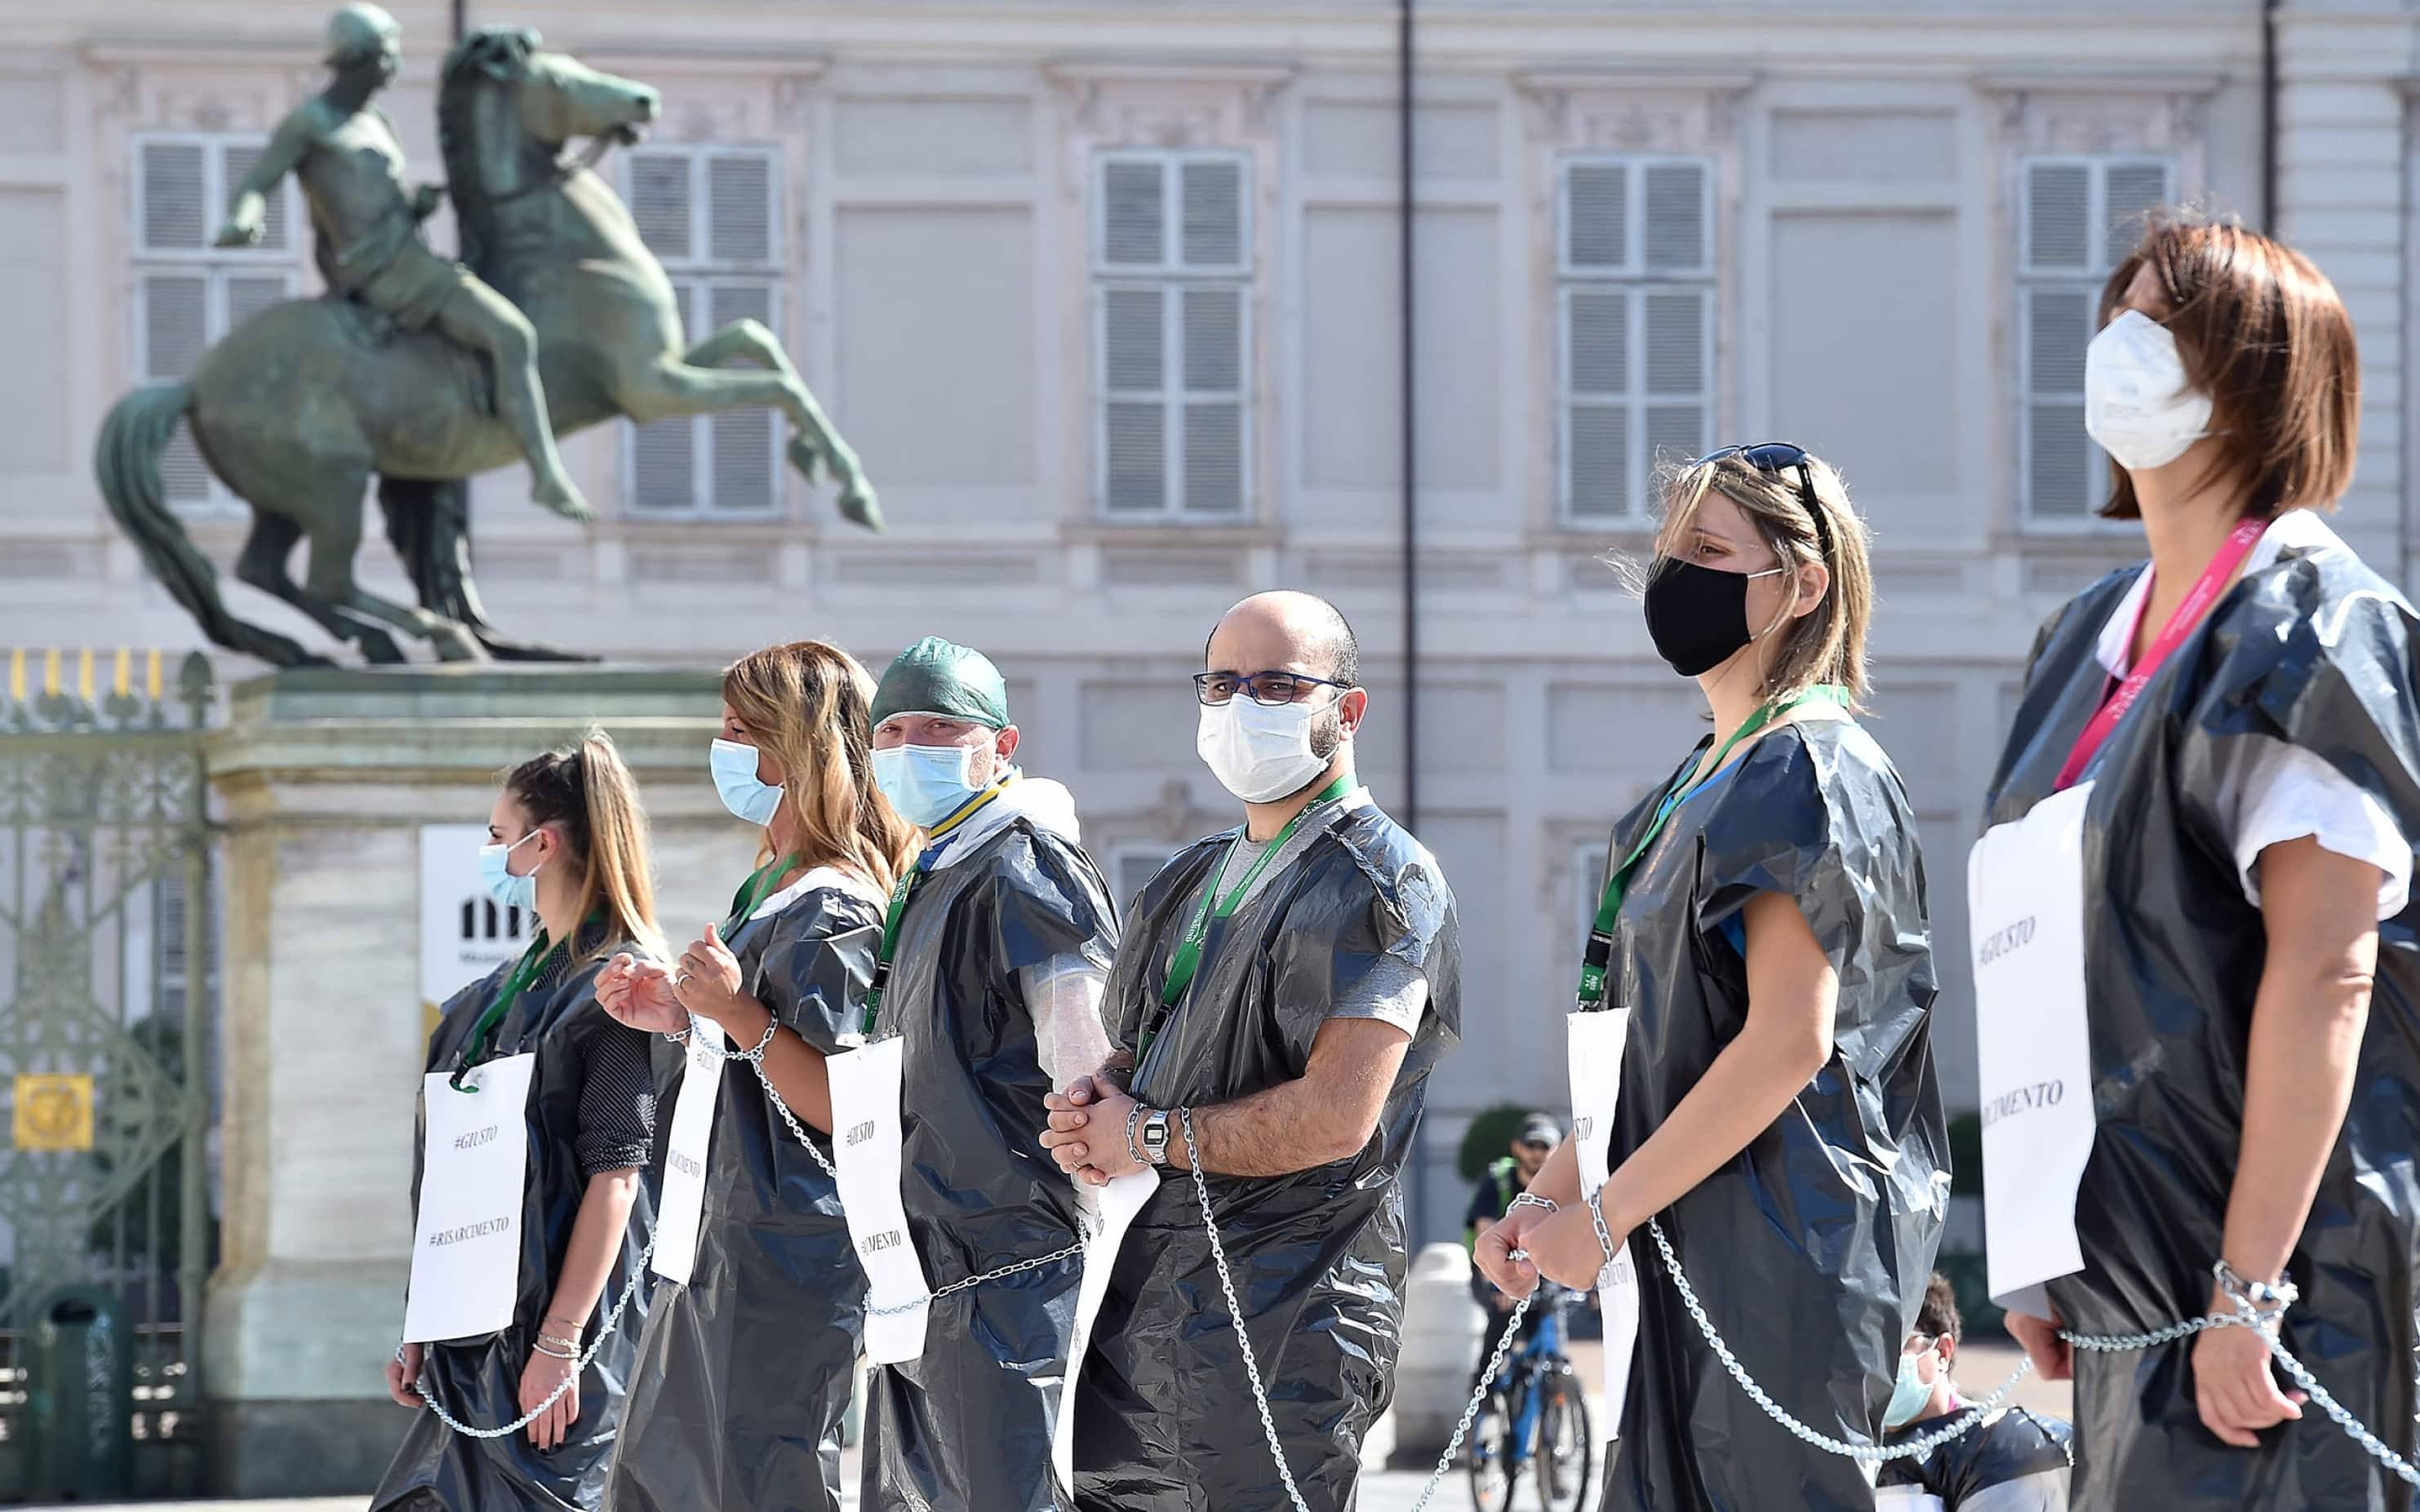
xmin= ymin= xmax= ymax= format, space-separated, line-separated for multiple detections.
xmin=1473 ymin=1192 xmax=1627 ymax=1297
xmin=1039 ymin=1075 xmax=1146 ymax=1186
xmin=594 ymin=923 xmax=748 ymax=1037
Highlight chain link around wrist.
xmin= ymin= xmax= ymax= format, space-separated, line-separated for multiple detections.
xmin=1507 ymin=1191 xmax=1559 ymax=1217
xmin=1126 ymin=1102 xmax=1146 ymax=1168
xmin=1586 ymin=1188 xmax=1619 ymax=1265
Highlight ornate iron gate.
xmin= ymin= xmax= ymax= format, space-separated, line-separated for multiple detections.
xmin=0 ymin=650 xmax=216 ymax=1497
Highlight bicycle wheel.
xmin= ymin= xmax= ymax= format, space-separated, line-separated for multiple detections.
xmin=1532 ymin=1364 xmax=1595 ymax=1512
xmin=1467 ymin=1387 xmax=1514 ymax=1512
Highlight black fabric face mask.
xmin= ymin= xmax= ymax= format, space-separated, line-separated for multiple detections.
xmin=1643 ymin=558 xmax=1783 ymax=676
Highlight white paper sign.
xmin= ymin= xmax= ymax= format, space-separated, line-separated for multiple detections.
xmin=404 ymin=1052 xmax=536 ymax=1343
xmin=1052 ymin=1168 xmax=1159 ymax=1492
xmin=420 ymin=824 xmax=532 ymax=1037
xmin=1968 ymin=780 xmax=2098 ymax=1315
xmin=650 ymin=1022 xmax=727 ymax=1285
xmin=828 ymin=1036 xmax=934 ymax=1363
xmin=1873 ymin=1489 xmax=1947 ymax=1511
xmin=1566 ymin=1008 xmax=1637 ymax=1438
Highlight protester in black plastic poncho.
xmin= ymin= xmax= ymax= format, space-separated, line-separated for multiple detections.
xmin=1041 ymin=590 xmax=1462 ymax=1512
xmin=857 ymin=635 xmax=1119 ymax=1512
xmin=594 ymin=641 xmax=917 ymax=1512
xmin=1477 ymin=447 xmax=1948 ymax=1512
xmin=1980 ymin=215 xmax=2420 ymax=1511
xmin=375 ymin=732 xmax=664 ymax=1512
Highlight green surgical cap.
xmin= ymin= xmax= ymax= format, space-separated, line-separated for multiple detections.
xmin=872 ymin=636 xmax=1010 ymax=729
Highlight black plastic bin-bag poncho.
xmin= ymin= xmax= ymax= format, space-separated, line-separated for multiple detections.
xmin=1878 ymin=1406 xmax=2072 ymax=1509
xmin=601 ymin=882 xmax=879 ymax=1512
xmin=1072 ymin=791 xmax=1460 ymax=1512
xmin=1983 ymin=525 xmax=2420 ymax=1511
xmin=859 ymin=811 xmax=1117 ymax=1512
xmin=1598 ymin=719 xmax=1947 ymax=1512
xmin=373 ymin=924 xmax=659 ymax=1512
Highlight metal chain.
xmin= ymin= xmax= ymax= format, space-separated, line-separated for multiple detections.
xmin=411 ymin=1231 xmax=658 ymax=1441
xmin=678 ymin=1016 xmax=1081 ymax=1310
xmin=868 ymin=1239 xmax=1089 ymax=1317
xmin=1652 ymin=1215 xmax=2420 ymax=1483
xmin=1177 ymin=1108 xmax=1532 ymax=1512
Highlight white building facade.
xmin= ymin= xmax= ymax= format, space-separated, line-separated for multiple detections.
xmin=5 ymin=0 xmax=2418 ymax=1247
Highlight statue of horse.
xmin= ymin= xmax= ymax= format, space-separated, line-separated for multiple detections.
xmin=94 ymin=27 xmax=878 ymax=667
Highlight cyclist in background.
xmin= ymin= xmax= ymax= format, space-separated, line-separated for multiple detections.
xmin=1466 ymin=1114 xmax=1561 ymax=1433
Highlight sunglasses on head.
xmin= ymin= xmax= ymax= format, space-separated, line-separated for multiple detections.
xmin=1692 ymin=441 xmax=1832 ymax=561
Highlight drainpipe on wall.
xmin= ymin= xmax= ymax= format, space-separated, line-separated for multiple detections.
xmin=1396 ymin=0 xmax=1428 ymax=1240
xmin=452 ymin=0 xmax=467 ymax=43
xmin=2260 ymin=0 xmax=2280 ymax=233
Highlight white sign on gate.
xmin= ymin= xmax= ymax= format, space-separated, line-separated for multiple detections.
xmin=420 ymin=823 xmax=531 ymax=1039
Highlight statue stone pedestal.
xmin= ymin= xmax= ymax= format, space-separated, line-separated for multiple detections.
xmin=199 ymin=666 xmax=751 ymax=1496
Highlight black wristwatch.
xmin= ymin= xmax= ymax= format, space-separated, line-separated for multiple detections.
xmin=1139 ymin=1108 xmax=1172 ymax=1167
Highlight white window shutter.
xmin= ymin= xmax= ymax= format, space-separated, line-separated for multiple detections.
xmin=708 ymin=282 xmax=776 ymax=512
xmin=1180 ymin=286 xmax=1244 ymax=514
xmin=1101 ymin=286 xmax=1166 ymax=514
xmin=220 ymin=142 xmax=288 ymax=251
xmin=2027 ymin=162 xmax=2091 ymax=273
xmin=1641 ymin=290 xmax=1707 ymax=476
xmin=2024 ymin=287 xmax=2094 ymax=518
xmin=141 ymin=141 xmax=207 ymax=253
xmin=1103 ymin=402 xmax=1166 ymax=513
xmin=141 ymin=269 xmax=214 ymax=504
xmin=630 ymin=285 xmax=698 ymax=511
xmin=708 ymin=153 xmax=773 ymax=267
xmin=1565 ymin=162 xmax=1628 ymax=272
xmin=629 ymin=152 xmax=693 ymax=260
xmin=1101 ymin=159 xmax=1165 ymax=267
xmin=1102 ymin=287 xmax=1163 ymax=392
xmin=1565 ymin=288 xmax=1627 ymax=399
xmin=1567 ymin=403 xmax=1630 ymax=521
xmin=1641 ymin=162 xmax=1708 ymax=274
xmin=2103 ymin=162 xmax=2169 ymax=268
xmin=1179 ymin=158 xmax=1243 ymax=270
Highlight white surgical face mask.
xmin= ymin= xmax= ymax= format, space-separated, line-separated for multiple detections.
xmin=2085 ymin=309 xmax=2214 ymax=472
xmin=477 ymin=827 xmax=543 ymax=913
xmin=873 ymin=741 xmax=987 ymax=828
xmin=1197 ymin=695 xmax=1334 ymax=804
xmin=710 ymin=738 xmax=783 ymax=826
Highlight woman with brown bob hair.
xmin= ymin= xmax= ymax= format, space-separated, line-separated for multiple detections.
xmin=1477 ymin=446 xmax=1947 ymax=1510
xmin=594 ymin=641 xmax=917 ymax=1512
xmin=1982 ymin=213 xmax=2420 ymax=1508
xmin=375 ymin=731 xmax=667 ymax=1512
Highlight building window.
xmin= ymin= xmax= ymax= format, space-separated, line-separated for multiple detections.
xmin=1108 ymin=841 xmax=1181 ymax=919
xmin=131 ymin=135 xmax=304 ymax=507
xmin=1093 ymin=149 xmax=1252 ymax=520
xmin=1571 ymin=837 xmax=1610 ymax=960
xmin=2018 ymin=155 xmax=2174 ymax=523
xmin=624 ymin=144 xmax=784 ymax=516
xmin=1557 ymin=155 xmax=1715 ymax=523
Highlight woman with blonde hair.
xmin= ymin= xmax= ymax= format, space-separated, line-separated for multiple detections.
xmin=1476 ymin=446 xmax=1947 ymax=1510
xmin=596 ymin=640 xmax=917 ymax=1512
xmin=1980 ymin=214 xmax=2420 ymax=1509
xmin=375 ymin=731 xmax=668 ymax=1512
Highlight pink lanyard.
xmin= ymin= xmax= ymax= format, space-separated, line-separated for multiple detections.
xmin=2054 ymin=517 xmax=2268 ymax=791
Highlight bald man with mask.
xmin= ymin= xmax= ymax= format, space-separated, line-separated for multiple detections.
xmin=1042 ymin=591 xmax=1462 ymax=1511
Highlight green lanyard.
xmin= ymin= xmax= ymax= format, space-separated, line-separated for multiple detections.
xmin=1141 ymin=774 xmax=1358 ymax=1064
xmin=857 ymin=778 xmax=1010 ymax=1036
xmin=450 ymin=930 xmax=557 ymax=1091
xmin=728 ymin=854 xmax=802 ymax=929
xmin=1574 ymin=686 xmax=1847 ymax=1012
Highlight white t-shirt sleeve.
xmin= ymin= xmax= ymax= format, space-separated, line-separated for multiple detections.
xmin=2217 ymin=734 xmax=2411 ymax=920
xmin=1019 ymin=955 xmax=1115 ymax=1092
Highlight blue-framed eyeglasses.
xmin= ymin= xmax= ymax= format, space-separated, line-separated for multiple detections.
xmin=1194 ymin=671 xmax=1353 ymax=708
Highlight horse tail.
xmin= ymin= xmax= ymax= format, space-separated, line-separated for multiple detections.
xmin=94 ymin=384 xmax=315 ymax=666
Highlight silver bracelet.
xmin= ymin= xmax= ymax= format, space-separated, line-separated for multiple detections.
xmin=2214 ymin=1259 xmax=2298 ymax=1315
xmin=531 ymin=1338 xmax=579 ymax=1361
xmin=1507 ymin=1191 xmax=1559 ymax=1217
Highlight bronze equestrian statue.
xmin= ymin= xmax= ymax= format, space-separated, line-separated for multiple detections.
xmin=95 ymin=7 xmax=879 ymax=667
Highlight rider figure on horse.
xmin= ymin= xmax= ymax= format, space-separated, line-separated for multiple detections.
xmin=215 ymin=2 xmax=593 ymax=522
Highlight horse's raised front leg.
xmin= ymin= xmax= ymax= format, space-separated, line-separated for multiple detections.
xmin=621 ymin=321 xmax=881 ymax=531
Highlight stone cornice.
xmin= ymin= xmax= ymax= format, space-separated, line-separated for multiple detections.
xmin=1973 ymin=68 xmax=2227 ymax=97
xmin=1513 ymin=68 xmax=1758 ymax=97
